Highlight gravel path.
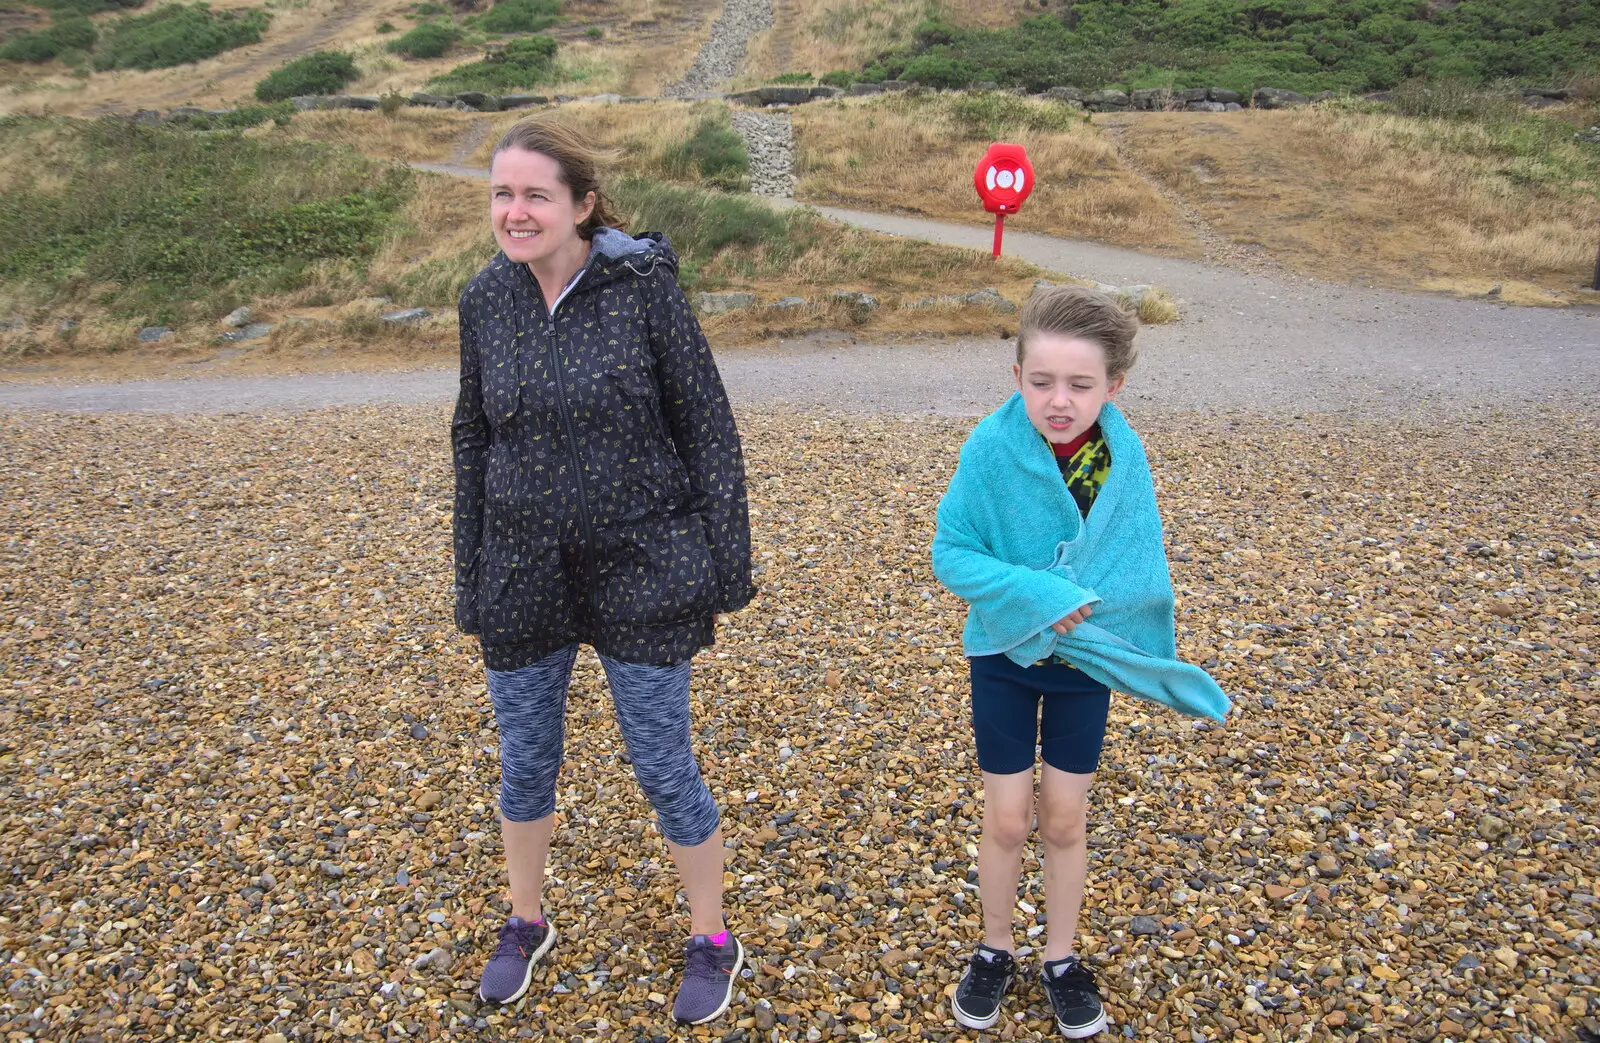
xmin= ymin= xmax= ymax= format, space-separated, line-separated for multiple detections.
xmin=731 ymin=109 xmax=797 ymax=197
xmin=662 ymin=0 xmax=774 ymax=97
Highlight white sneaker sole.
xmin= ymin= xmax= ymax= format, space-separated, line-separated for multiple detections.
xmin=952 ymin=996 xmax=1003 ymax=1030
xmin=478 ymin=922 xmax=558 ymax=1005
xmin=680 ymin=936 xmax=745 ymax=1025
xmin=1056 ymin=1009 xmax=1108 ymax=1038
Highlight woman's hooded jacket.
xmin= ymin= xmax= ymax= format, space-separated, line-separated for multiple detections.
xmin=452 ymin=228 xmax=755 ymax=670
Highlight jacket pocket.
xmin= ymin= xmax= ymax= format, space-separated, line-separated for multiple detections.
xmin=477 ymin=535 xmax=572 ymax=644
xmin=591 ymin=512 xmax=717 ymax=628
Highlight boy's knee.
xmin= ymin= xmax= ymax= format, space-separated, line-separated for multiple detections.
xmin=1038 ymin=802 xmax=1087 ymax=849
xmin=985 ymin=804 xmax=1033 ymax=851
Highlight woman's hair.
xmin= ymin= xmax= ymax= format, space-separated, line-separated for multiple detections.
xmin=1016 ymin=286 xmax=1139 ymax=380
xmin=491 ymin=116 xmax=622 ymax=238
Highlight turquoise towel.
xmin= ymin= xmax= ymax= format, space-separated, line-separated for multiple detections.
xmin=932 ymin=395 xmax=1230 ymax=721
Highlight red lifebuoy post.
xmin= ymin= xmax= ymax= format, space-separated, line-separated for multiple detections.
xmin=974 ymin=143 xmax=1035 ymax=258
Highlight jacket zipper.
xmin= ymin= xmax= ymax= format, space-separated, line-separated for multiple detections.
xmin=541 ymin=264 xmax=599 ymax=596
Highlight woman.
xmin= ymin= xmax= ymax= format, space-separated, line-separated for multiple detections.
xmin=451 ymin=116 xmax=755 ymax=1025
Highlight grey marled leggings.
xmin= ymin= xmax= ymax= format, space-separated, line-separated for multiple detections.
xmin=485 ymin=645 xmax=721 ymax=846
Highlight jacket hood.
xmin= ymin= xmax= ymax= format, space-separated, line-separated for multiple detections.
xmin=486 ymin=227 xmax=679 ymax=292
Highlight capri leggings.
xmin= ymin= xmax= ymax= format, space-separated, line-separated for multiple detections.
xmin=486 ymin=645 xmax=721 ymax=847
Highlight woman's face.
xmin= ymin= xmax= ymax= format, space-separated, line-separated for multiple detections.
xmin=489 ymin=146 xmax=595 ymax=266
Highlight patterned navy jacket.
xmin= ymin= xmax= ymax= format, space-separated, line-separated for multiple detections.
xmin=451 ymin=228 xmax=755 ymax=670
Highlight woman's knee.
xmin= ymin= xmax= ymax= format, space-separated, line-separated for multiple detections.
xmin=984 ymin=801 xmax=1034 ymax=851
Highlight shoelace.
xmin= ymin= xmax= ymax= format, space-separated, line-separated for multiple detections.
xmin=684 ymin=939 xmax=728 ymax=978
xmin=967 ymin=953 xmax=1013 ymax=991
xmin=1047 ymin=958 xmax=1097 ymax=1000
xmin=493 ymin=922 xmax=541 ymax=961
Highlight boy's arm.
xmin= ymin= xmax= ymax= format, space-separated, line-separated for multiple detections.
xmin=932 ymin=484 xmax=1098 ymax=632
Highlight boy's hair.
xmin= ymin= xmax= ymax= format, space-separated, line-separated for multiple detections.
xmin=492 ymin=116 xmax=621 ymax=239
xmin=1016 ymin=286 xmax=1139 ymax=380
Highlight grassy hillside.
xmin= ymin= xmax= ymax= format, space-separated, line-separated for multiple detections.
xmin=824 ymin=0 xmax=1600 ymax=94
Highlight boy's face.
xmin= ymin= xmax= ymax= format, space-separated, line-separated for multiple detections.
xmin=1013 ymin=333 xmax=1124 ymax=444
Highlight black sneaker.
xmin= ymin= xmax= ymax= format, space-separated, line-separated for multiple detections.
xmin=952 ymin=944 xmax=1017 ymax=1030
xmin=1042 ymin=955 xmax=1107 ymax=1038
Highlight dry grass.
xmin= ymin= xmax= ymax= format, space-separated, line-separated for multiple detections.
xmin=792 ymin=93 xmax=1201 ymax=256
xmin=741 ymin=0 xmax=1037 ymax=84
xmin=276 ymin=107 xmax=480 ymax=164
xmin=459 ymin=99 xmax=715 ymax=177
xmin=1110 ymin=105 xmax=1600 ymax=299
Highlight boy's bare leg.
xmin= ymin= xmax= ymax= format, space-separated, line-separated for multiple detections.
xmin=503 ymin=815 xmax=555 ymax=921
xmin=978 ymin=769 xmax=1035 ymax=953
xmin=1037 ymin=764 xmax=1095 ymax=962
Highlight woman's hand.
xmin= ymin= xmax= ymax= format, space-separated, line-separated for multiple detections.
xmin=1052 ymin=604 xmax=1092 ymax=635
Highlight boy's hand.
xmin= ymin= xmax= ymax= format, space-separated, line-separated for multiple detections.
xmin=1052 ymin=604 xmax=1092 ymax=635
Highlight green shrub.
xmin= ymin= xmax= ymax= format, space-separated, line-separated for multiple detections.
xmin=93 ymin=3 xmax=269 ymax=72
xmin=840 ymin=2 xmax=1600 ymax=95
xmin=819 ymin=69 xmax=854 ymax=88
xmin=377 ymin=20 xmax=395 ymax=33
xmin=0 ymin=118 xmax=411 ymax=322
xmin=477 ymin=0 xmax=558 ymax=34
xmin=425 ymin=33 xmax=555 ymax=93
xmin=36 ymin=0 xmax=141 ymax=16
xmin=584 ymin=25 xmax=600 ymax=39
xmin=661 ymin=111 xmax=748 ymax=190
xmin=0 ymin=16 xmax=98 ymax=62
xmin=387 ymin=20 xmax=458 ymax=59
xmin=899 ymin=54 xmax=978 ymax=89
xmin=947 ymin=91 xmax=1083 ymax=140
xmin=413 ymin=2 xmax=446 ymax=14
xmin=254 ymin=49 xmax=359 ymax=101
xmin=771 ymin=71 xmax=812 ymax=84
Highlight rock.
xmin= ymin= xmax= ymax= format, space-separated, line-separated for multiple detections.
xmin=1084 ymin=89 xmax=1130 ymax=111
xmin=1045 ymin=86 xmax=1085 ymax=104
xmin=1477 ymin=814 xmax=1509 ymax=841
xmin=962 ymin=288 xmax=1018 ymax=313
xmin=137 ymin=326 xmax=174 ymax=343
xmin=1521 ymin=86 xmax=1574 ymax=100
xmin=972 ymin=81 xmax=1000 ymax=92
xmin=1208 ymin=87 xmax=1243 ymax=104
xmin=1031 ymin=279 xmax=1058 ymax=296
xmin=380 ymin=308 xmax=432 ymax=325
xmin=165 ymin=106 xmax=206 ymax=122
xmin=880 ymin=80 xmax=913 ymax=92
xmin=1252 ymin=87 xmax=1310 ymax=109
xmin=1265 ymin=883 xmax=1295 ymax=900
xmin=1306 ymin=805 xmax=1332 ymax=823
xmin=1492 ymin=946 xmax=1519 ymax=971
xmin=409 ymin=92 xmax=451 ymax=107
xmin=1362 ymin=91 xmax=1393 ymax=103
xmin=663 ymin=0 xmax=775 ymax=97
xmin=0 ymin=317 xmax=24 ymax=331
xmin=621 ymin=96 xmax=653 ymax=103
xmin=847 ymin=83 xmax=886 ymax=96
xmin=1523 ymin=95 xmax=1560 ymax=109
xmin=1314 ymin=855 xmax=1342 ymax=878
xmin=693 ymin=292 xmax=757 ymax=316
xmin=1131 ymin=88 xmax=1163 ymax=111
xmin=754 ymin=86 xmax=813 ymax=106
xmin=217 ymin=322 xmax=274 ymax=343
xmin=221 ymin=306 xmax=252 ymax=329
xmin=415 ymin=790 xmax=443 ymax=811
xmin=132 ymin=109 xmax=163 ymax=126
xmin=1223 ymin=102 xmax=1244 ymax=111
xmin=830 ymin=291 xmax=879 ymax=315
xmin=1187 ymin=101 xmax=1228 ymax=113
xmin=289 ymin=96 xmax=322 ymax=111
xmin=1454 ymin=954 xmax=1482 ymax=971
xmin=1129 ymin=915 xmax=1162 ymax=936
xmin=319 ymin=861 xmax=345 ymax=879
xmin=1176 ymin=87 xmax=1209 ymax=103
xmin=500 ymin=94 xmax=547 ymax=109
xmin=808 ymin=85 xmax=843 ymax=99
xmin=455 ymin=92 xmax=498 ymax=112
xmin=55 ymin=319 xmax=79 ymax=333
xmin=770 ymin=297 xmax=808 ymax=310
xmin=730 ymin=109 xmax=796 ymax=197
xmin=580 ymin=93 xmax=622 ymax=104
xmin=410 ymin=723 xmax=428 ymax=740
xmin=343 ymin=96 xmax=381 ymax=111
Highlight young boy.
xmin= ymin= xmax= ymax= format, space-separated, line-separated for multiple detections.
xmin=931 ymin=287 xmax=1228 ymax=1038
